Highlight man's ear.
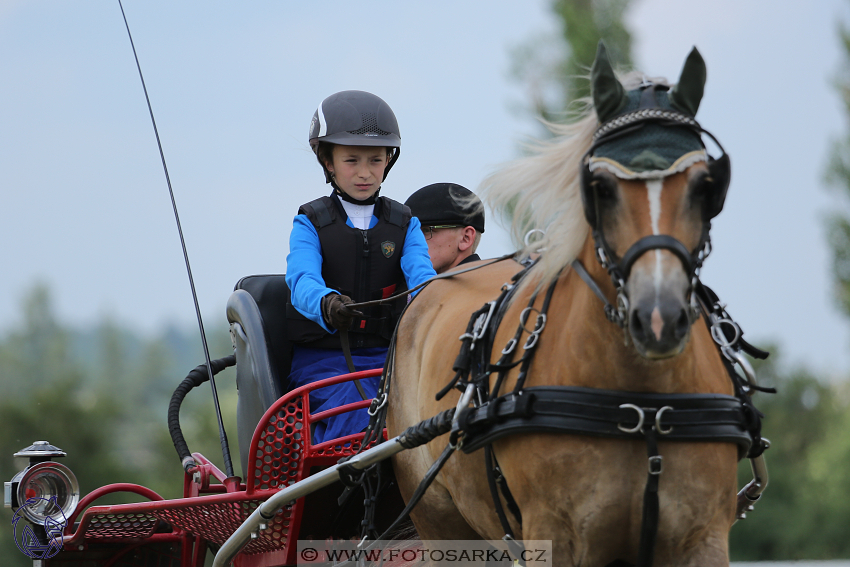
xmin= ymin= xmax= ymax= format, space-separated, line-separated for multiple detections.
xmin=457 ymin=227 xmax=476 ymax=252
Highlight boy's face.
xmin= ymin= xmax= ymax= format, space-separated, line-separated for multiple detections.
xmin=326 ymin=145 xmax=388 ymax=201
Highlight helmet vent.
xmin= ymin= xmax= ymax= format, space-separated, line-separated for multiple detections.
xmin=349 ymin=112 xmax=392 ymax=136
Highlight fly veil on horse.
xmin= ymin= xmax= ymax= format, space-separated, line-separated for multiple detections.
xmin=386 ymin=43 xmax=769 ymax=567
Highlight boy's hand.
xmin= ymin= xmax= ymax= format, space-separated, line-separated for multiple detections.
xmin=322 ymin=294 xmax=364 ymax=330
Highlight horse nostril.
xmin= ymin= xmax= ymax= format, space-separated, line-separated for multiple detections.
xmin=630 ymin=309 xmax=647 ymax=342
xmin=674 ymin=308 xmax=690 ymax=340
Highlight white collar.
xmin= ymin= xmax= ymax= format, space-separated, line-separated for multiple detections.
xmin=337 ymin=196 xmax=375 ymax=230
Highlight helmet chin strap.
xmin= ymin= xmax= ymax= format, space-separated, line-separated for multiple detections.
xmin=330 ymin=179 xmax=381 ymax=205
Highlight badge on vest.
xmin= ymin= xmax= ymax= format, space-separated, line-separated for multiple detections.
xmin=381 ymin=241 xmax=396 ymax=258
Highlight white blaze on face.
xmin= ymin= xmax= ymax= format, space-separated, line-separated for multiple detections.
xmin=646 ymin=178 xmax=665 ymax=340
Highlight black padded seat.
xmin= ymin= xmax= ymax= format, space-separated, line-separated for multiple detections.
xmin=227 ymin=274 xmax=293 ymax=478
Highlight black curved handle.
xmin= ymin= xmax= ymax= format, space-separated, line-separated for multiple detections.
xmin=168 ymin=355 xmax=236 ymax=472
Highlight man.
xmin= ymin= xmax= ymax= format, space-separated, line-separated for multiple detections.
xmin=404 ymin=183 xmax=485 ymax=274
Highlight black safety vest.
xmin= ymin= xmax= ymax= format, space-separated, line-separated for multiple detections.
xmin=286 ymin=195 xmax=411 ymax=349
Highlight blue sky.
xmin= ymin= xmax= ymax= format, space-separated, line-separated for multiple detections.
xmin=1 ymin=0 xmax=848 ymax=378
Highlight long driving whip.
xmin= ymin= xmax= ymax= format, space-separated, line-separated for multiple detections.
xmin=117 ymin=0 xmax=235 ymax=478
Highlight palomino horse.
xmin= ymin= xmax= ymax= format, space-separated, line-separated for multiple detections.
xmin=387 ymin=44 xmax=765 ymax=567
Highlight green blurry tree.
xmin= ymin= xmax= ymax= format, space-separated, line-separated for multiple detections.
xmin=511 ymin=0 xmax=633 ymax=126
xmin=729 ymin=352 xmax=850 ymax=560
xmin=0 ymin=286 xmax=132 ymax=566
xmin=826 ymin=9 xmax=850 ymax=317
xmin=729 ymin=10 xmax=850 ymax=545
xmin=0 ymin=285 xmax=236 ymax=565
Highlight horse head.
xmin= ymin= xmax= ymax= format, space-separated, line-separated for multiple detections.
xmin=583 ymin=42 xmax=730 ymax=359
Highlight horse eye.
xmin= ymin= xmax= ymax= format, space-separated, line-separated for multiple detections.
xmin=592 ymin=175 xmax=618 ymax=201
xmin=691 ymin=173 xmax=715 ymax=196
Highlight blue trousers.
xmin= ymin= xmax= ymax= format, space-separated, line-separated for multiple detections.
xmin=288 ymin=346 xmax=386 ymax=445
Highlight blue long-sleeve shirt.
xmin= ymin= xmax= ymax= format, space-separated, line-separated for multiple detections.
xmin=285 ymin=204 xmax=436 ymax=333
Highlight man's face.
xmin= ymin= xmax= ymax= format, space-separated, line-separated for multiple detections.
xmin=422 ymin=225 xmax=465 ymax=274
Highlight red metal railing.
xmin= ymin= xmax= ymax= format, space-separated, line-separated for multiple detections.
xmin=54 ymin=368 xmax=384 ymax=567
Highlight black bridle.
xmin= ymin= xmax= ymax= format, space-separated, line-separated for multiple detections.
xmin=579 ymin=87 xmax=730 ymax=329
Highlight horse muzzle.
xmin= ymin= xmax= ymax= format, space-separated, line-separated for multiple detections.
xmin=625 ymin=253 xmax=693 ymax=359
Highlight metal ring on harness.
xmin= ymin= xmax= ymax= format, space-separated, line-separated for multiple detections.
xmin=721 ymin=346 xmax=758 ymax=390
xmin=523 ymin=331 xmax=540 ymax=350
xmin=519 ymin=307 xmax=546 ymax=333
xmin=710 ymin=318 xmax=741 ymax=348
xmin=617 ymin=403 xmax=645 ymax=434
xmin=655 ymin=406 xmax=674 ymax=435
xmin=523 ymin=228 xmax=547 ymax=252
xmin=368 ymin=393 xmax=388 ymax=416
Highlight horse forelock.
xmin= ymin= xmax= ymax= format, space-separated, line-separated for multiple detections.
xmin=478 ymin=72 xmax=671 ymax=295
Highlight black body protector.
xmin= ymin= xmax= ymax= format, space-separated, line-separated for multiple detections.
xmin=286 ymin=195 xmax=411 ymax=349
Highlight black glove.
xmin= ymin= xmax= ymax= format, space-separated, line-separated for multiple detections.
xmin=321 ymin=294 xmax=363 ymax=330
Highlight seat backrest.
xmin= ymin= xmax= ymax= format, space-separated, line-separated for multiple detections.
xmin=227 ymin=274 xmax=293 ymax=478
xmin=234 ymin=274 xmax=293 ymax=381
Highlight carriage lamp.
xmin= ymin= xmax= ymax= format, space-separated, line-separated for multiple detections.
xmin=4 ymin=441 xmax=80 ymax=525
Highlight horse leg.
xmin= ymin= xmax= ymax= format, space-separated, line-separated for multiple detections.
xmin=649 ymin=443 xmax=737 ymax=567
xmin=494 ymin=436 xmax=630 ymax=567
xmin=391 ymin=444 xmax=483 ymax=542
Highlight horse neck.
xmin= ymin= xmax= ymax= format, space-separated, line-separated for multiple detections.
xmin=548 ymin=234 xmax=728 ymax=395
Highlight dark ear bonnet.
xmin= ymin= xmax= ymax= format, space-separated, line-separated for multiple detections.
xmin=581 ymin=43 xmax=730 ymax=229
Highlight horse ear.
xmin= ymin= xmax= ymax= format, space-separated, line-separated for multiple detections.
xmin=591 ymin=41 xmax=628 ymax=123
xmin=669 ymin=47 xmax=707 ymax=117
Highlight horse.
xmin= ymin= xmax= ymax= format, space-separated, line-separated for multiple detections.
xmin=387 ymin=43 xmax=763 ymax=567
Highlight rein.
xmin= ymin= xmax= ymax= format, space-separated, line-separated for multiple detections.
xmin=337 ymin=253 xmax=518 ymax=401
xmin=346 ymin=252 xmax=518 ymax=311
xmin=326 ymin=253 xmax=523 ymax=554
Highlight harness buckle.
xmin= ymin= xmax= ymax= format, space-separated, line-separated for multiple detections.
xmin=648 ymin=455 xmax=663 ymax=475
xmin=722 ymin=346 xmax=758 ymax=389
xmin=502 ymin=535 xmax=527 ymax=567
xmin=501 ymin=338 xmax=518 ymax=355
xmin=596 ymin=246 xmax=610 ymax=266
xmin=472 ymin=301 xmax=498 ymax=342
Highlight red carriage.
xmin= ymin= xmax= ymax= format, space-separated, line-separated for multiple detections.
xmin=6 ymin=274 xmax=412 ymax=566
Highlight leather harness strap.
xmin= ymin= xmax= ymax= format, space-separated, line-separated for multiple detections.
xmin=457 ymin=388 xmax=754 ymax=456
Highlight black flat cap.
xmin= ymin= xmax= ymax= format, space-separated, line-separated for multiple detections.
xmin=404 ymin=183 xmax=485 ymax=233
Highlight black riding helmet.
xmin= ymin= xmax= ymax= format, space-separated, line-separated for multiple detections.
xmin=308 ymin=90 xmax=402 ymax=183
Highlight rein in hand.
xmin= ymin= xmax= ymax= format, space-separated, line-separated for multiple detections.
xmin=346 ymin=252 xmax=518 ymax=310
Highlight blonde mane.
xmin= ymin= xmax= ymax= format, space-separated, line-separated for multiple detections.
xmin=478 ymin=72 xmax=669 ymax=289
